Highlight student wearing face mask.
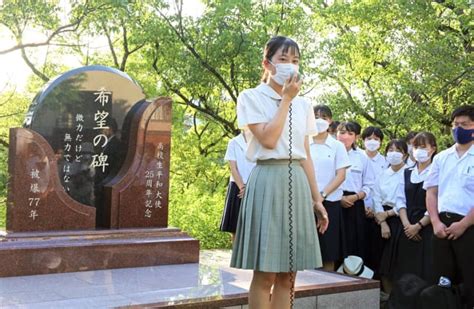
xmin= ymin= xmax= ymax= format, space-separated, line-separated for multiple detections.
xmin=337 ymin=121 xmax=376 ymax=262
xmin=424 ymin=105 xmax=474 ymax=309
xmin=361 ymin=126 xmax=388 ymax=280
xmin=230 ymin=36 xmax=329 ymax=309
xmin=405 ymin=131 xmax=419 ymax=167
xmin=373 ymin=139 xmax=408 ymax=294
xmin=310 ymin=105 xmax=351 ymax=271
xmin=393 ymin=132 xmax=437 ymax=284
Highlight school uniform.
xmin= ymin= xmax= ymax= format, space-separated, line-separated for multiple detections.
xmin=310 ymin=136 xmax=350 ymax=262
xmin=230 ymin=83 xmax=323 ymax=272
xmin=406 ymin=157 xmax=416 ymax=168
xmin=364 ymin=152 xmax=388 ymax=209
xmin=220 ymin=134 xmax=255 ymax=233
xmin=363 ymin=151 xmax=388 ymax=277
xmin=373 ymin=165 xmax=406 ymax=278
xmin=341 ymin=148 xmax=375 ymax=261
xmin=393 ymin=165 xmax=434 ymax=283
xmin=423 ymin=144 xmax=474 ymax=308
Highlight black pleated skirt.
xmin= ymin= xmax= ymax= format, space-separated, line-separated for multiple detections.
xmin=393 ymin=208 xmax=434 ymax=283
xmin=220 ymin=181 xmax=242 ymax=233
xmin=365 ymin=216 xmax=384 ymax=280
xmin=379 ymin=205 xmax=403 ymax=278
xmin=317 ymin=200 xmax=346 ymax=262
xmin=342 ymin=191 xmax=367 ymax=260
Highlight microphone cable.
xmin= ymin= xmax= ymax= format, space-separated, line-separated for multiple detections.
xmin=288 ymin=99 xmax=295 ymax=308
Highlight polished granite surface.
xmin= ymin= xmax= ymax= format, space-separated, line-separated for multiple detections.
xmin=0 ymin=250 xmax=365 ymax=308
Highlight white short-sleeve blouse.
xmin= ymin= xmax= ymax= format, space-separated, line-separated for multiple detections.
xmin=237 ymin=83 xmax=318 ymax=162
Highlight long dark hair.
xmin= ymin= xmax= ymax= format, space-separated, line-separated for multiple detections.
xmin=261 ymin=36 xmax=300 ymax=82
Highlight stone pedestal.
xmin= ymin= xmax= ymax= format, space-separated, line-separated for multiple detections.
xmin=0 ymin=228 xmax=199 ymax=277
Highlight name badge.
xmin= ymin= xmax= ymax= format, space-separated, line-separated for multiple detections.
xmin=464 ymin=165 xmax=474 ymax=176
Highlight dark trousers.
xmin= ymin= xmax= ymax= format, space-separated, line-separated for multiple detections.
xmin=432 ymin=212 xmax=474 ymax=308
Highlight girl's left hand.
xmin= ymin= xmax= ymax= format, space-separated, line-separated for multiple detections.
xmin=375 ymin=211 xmax=388 ymax=224
xmin=313 ymin=201 xmax=329 ymax=234
xmin=237 ymin=185 xmax=246 ymax=198
xmin=404 ymin=224 xmax=421 ymax=241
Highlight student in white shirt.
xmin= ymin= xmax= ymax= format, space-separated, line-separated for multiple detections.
xmin=394 ymin=132 xmax=437 ymax=284
xmin=362 ymin=126 xmax=388 ymax=208
xmin=230 ymin=36 xmax=329 ymax=309
xmin=424 ymin=105 xmax=474 ymax=308
xmin=310 ymin=105 xmax=350 ymax=271
xmin=361 ymin=126 xmax=388 ymax=279
xmin=337 ymin=121 xmax=376 ymax=262
xmin=220 ymin=129 xmax=256 ymax=241
xmin=373 ymin=139 xmax=408 ymax=293
xmin=404 ymin=131 xmax=418 ymax=167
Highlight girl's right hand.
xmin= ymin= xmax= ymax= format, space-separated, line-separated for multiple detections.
xmin=237 ymin=185 xmax=246 ymax=198
xmin=381 ymin=222 xmax=391 ymax=239
xmin=340 ymin=196 xmax=354 ymax=208
xmin=433 ymin=221 xmax=448 ymax=239
xmin=313 ymin=201 xmax=329 ymax=234
xmin=282 ymin=73 xmax=302 ymax=101
xmin=365 ymin=207 xmax=374 ymax=218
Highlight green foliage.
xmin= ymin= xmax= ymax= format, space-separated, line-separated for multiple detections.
xmin=0 ymin=0 xmax=472 ymax=245
xmin=168 ymin=104 xmax=231 ymax=249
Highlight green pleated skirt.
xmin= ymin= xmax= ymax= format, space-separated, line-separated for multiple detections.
xmin=230 ymin=159 xmax=322 ymax=272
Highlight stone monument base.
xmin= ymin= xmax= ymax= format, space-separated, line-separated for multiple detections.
xmin=0 ymin=227 xmax=199 ymax=277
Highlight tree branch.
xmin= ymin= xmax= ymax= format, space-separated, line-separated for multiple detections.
xmin=156 ymin=8 xmax=238 ymax=103
xmin=102 ymin=21 xmax=119 ymax=68
xmin=0 ymin=1 xmax=106 ymax=55
xmin=327 ymin=73 xmax=386 ymax=127
xmin=19 ymin=45 xmax=49 ymax=82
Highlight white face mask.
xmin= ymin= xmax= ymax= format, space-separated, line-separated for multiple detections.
xmin=413 ymin=148 xmax=430 ymax=163
xmin=407 ymin=145 xmax=413 ymax=154
xmin=364 ymin=139 xmax=380 ymax=152
xmin=315 ymin=118 xmax=329 ymax=133
xmin=269 ymin=61 xmax=298 ymax=85
xmin=386 ymin=151 xmax=404 ymax=166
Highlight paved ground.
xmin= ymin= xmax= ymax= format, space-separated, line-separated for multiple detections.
xmin=0 ymin=249 xmax=367 ymax=308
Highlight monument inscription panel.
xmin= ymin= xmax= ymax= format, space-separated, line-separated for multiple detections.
xmin=24 ymin=66 xmax=145 ymax=207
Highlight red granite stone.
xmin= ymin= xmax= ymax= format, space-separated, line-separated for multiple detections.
xmin=6 ymin=128 xmax=96 ymax=232
xmin=0 ymin=228 xmax=199 ymax=277
xmin=103 ymin=97 xmax=172 ymax=228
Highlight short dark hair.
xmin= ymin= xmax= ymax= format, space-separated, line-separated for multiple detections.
xmin=313 ymin=105 xmax=332 ymax=118
xmin=405 ymin=131 xmax=419 ymax=143
xmin=261 ymin=36 xmax=300 ymax=82
xmin=329 ymin=120 xmax=340 ymax=133
xmin=451 ymin=105 xmax=474 ymax=122
xmin=361 ymin=126 xmax=384 ymax=141
xmin=385 ymin=139 xmax=408 ymax=155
